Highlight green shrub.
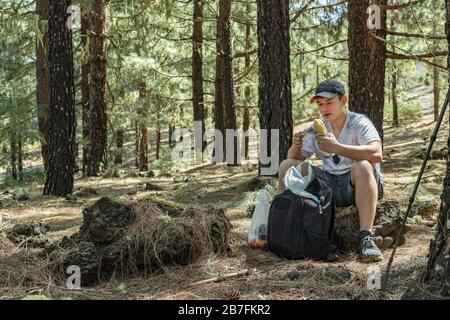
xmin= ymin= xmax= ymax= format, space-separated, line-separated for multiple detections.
xmin=384 ymin=102 xmax=422 ymax=124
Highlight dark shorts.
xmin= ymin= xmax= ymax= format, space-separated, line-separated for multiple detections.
xmin=311 ymin=165 xmax=384 ymax=208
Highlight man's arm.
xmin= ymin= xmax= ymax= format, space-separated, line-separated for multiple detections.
xmin=287 ymin=144 xmax=307 ymax=161
xmin=316 ymin=134 xmax=383 ymax=164
xmin=337 ymin=141 xmax=383 ymax=163
xmin=287 ymin=131 xmax=308 ymax=161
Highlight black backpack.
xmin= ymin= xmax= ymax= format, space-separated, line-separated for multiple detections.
xmin=266 ymin=177 xmax=337 ymax=260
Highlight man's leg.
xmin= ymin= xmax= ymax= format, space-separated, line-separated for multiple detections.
xmin=351 ymin=160 xmax=383 ymax=262
xmin=351 ymin=160 xmax=378 ymax=231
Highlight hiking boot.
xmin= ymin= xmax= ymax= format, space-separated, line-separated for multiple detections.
xmin=358 ymin=230 xmax=383 ymax=263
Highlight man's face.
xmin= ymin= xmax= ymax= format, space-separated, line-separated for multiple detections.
xmin=316 ymin=95 xmax=348 ymax=122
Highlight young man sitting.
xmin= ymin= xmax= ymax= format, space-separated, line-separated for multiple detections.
xmin=278 ymin=80 xmax=384 ymax=263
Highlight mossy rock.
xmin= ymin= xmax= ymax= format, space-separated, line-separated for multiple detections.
xmin=145 ymin=183 xmax=162 ymax=191
xmin=139 ymin=194 xmax=185 ymax=214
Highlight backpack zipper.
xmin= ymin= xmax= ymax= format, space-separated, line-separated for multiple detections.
xmin=317 ymin=196 xmax=325 ymax=215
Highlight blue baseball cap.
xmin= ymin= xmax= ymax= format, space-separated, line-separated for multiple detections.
xmin=310 ymin=80 xmax=346 ymax=104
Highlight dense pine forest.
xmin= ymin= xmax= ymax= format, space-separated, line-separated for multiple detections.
xmin=0 ymin=0 xmax=449 ymax=301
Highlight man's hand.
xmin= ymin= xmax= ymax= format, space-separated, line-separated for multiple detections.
xmin=292 ymin=131 xmax=304 ymax=149
xmin=316 ymin=133 xmax=342 ymax=154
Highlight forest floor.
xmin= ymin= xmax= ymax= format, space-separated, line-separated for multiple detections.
xmin=0 ymin=103 xmax=449 ymax=300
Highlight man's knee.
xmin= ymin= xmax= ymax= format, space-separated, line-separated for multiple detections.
xmin=351 ymin=160 xmax=373 ymax=178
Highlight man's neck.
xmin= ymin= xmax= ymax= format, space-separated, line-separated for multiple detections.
xmin=330 ymin=111 xmax=347 ymax=134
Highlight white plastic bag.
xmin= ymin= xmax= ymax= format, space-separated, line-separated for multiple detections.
xmin=283 ymin=162 xmax=319 ymax=202
xmin=248 ymin=189 xmax=272 ymax=248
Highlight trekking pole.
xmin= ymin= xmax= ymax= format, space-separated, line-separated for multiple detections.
xmin=384 ymin=87 xmax=450 ymax=284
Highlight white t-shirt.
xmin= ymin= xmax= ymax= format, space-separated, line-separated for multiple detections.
xmin=301 ymin=111 xmax=383 ymax=182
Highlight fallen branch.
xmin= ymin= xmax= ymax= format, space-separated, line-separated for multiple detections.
xmin=189 ymin=269 xmax=255 ymax=287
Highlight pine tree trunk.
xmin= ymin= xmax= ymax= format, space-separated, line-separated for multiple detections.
xmin=220 ymin=0 xmax=238 ymax=166
xmin=36 ymin=0 xmax=50 ymax=171
xmin=86 ymin=0 xmax=107 ymax=176
xmin=114 ymin=129 xmax=124 ymax=165
xmin=43 ymin=0 xmax=76 ymax=196
xmin=243 ymin=5 xmax=251 ymax=159
xmin=422 ymin=0 xmax=450 ymax=296
xmin=348 ymin=0 xmax=387 ymax=141
xmin=18 ymin=135 xmax=23 ymax=181
xmin=257 ymin=0 xmax=293 ymax=176
xmin=135 ymin=121 xmax=139 ymax=168
xmin=192 ymin=0 xmax=205 ymax=161
xmin=433 ymin=66 xmax=440 ymax=122
xmin=138 ymin=82 xmax=148 ymax=171
xmin=214 ymin=1 xmax=226 ymax=163
xmin=392 ymin=66 xmax=399 ymax=127
xmin=390 ymin=10 xmax=399 ymax=127
xmin=81 ymin=5 xmax=91 ymax=174
xmin=156 ymin=129 xmax=161 ymax=160
xmin=139 ymin=125 xmax=148 ymax=171
xmin=433 ymin=15 xmax=440 ymax=122
xmin=168 ymin=125 xmax=175 ymax=148
xmin=10 ymin=133 xmax=17 ymax=181
xmin=243 ymin=104 xmax=250 ymax=159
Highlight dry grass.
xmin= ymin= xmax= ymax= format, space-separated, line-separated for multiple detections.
xmin=116 ymin=202 xmax=230 ymax=276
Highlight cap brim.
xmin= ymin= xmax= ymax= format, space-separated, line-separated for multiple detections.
xmin=310 ymin=92 xmax=338 ymax=104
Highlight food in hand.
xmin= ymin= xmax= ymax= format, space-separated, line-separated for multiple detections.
xmin=313 ymin=119 xmax=328 ymax=135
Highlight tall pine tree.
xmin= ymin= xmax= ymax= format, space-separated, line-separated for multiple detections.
xmin=43 ymin=0 xmax=76 ymax=196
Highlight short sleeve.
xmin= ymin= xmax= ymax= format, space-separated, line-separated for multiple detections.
xmin=301 ymin=135 xmax=317 ymax=158
xmin=355 ymin=116 xmax=381 ymax=145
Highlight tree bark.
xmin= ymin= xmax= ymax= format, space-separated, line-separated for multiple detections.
xmin=135 ymin=121 xmax=139 ymax=168
xmin=221 ymin=0 xmax=238 ymax=166
xmin=36 ymin=0 xmax=50 ymax=171
xmin=392 ymin=65 xmax=399 ymax=127
xmin=43 ymin=0 xmax=76 ymax=196
xmin=433 ymin=15 xmax=440 ymax=122
xmin=169 ymin=125 xmax=175 ymax=148
xmin=214 ymin=1 xmax=226 ymax=163
xmin=81 ymin=5 xmax=91 ymax=173
xmin=192 ymin=0 xmax=205 ymax=160
xmin=243 ymin=3 xmax=251 ymax=159
xmin=422 ymin=0 xmax=450 ymax=296
xmin=155 ymin=106 xmax=161 ymax=160
xmin=138 ymin=81 xmax=148 ymax=171
xmin=114 ymin=129 xmax=124 ymax=165
xmin=18 ymin=135 xmax=23 ymax=181
xmin=433 ymin=63 xmax=440 ymax=122
xmin=348 ymin=0 xmax=387 ymax=142
xmin=390 ymin=8 xmax=399 ymax=127
xmin=86 ymin=0 xmax=107 ymax=176
xmin=10 ymin=133 xmax=17 ymax=181
xmin=156 ymin=129 xmax=161 ymax=160
xmin=257 ymin=0 xmax=293 ymax=175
